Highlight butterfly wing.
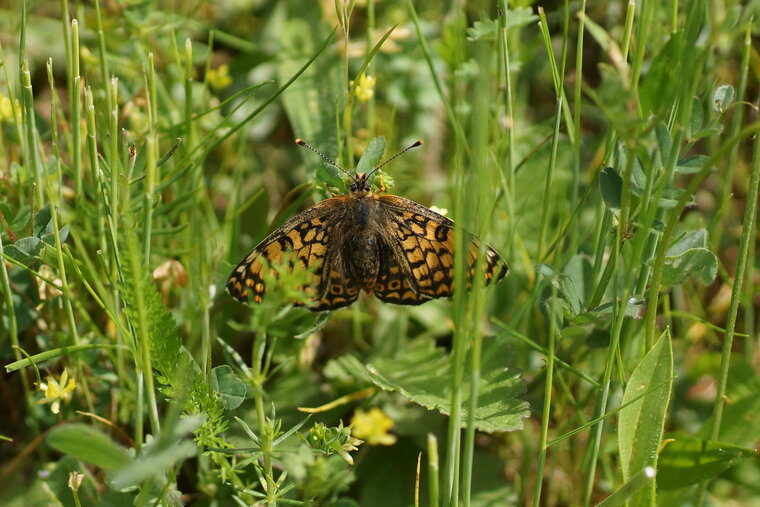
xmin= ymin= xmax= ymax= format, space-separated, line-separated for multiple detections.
xmin=375 ymin=194 xmax=508 ymax=302
xmin=371 ymin=240 xmax=432 ymax=305
xmin=310 ymin=251 xmax=361 ymax=311
xmin=227 ymin=197 xmax=355 ymax=309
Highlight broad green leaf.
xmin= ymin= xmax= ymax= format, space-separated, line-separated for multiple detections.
xmin=618 ymin=330 xmax=672 ymax=504
xmin=212 ymin=365 xmax=247 ymax=410
xmin=666 ymin=229 xmax=707 ymax=257
xmin=316 ymin=163 xmax=346 ymax=192
xmin=657 ymin=187 xmax=695 ymax=209
xmin=0 ymin=203 xmax=31 ymax=232
xmin=712 ymin=84 xmax=734 ymax=112
xmin=599 ymin=167 xmax=622 ymax=212
xmin=41 ymin=225 xmax=69 ymax=248
xmin=4 ymin=236 xmax=42 ymax=264
xmin=366 ymin=337 xmax=529 ymax=433
xmin=676 ymin=155 xmax=710 ymax=174
xmin=110 ymin=441 xmax=197 ymax=489
xmin=357 ymin=136 xmax=386 ymax=175
xmin=657 ymin=434 xmax=754 ymax=490
xmin=662 ymin=248 xmax=717 ymax=286
xmin=47 ymin=424 xmax=131 ymax=471
xmin=324 ymin=354 xmax=372 ymax=386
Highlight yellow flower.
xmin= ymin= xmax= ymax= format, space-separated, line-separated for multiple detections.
xmin=350 ymin=407 xmax=397 ymax=446
xmin=0 ymin=93 xmax=18 ymax=123
xmin=207 ymin=64 xmax=232 ymax=90
xmin=38 ymin=368 xmax=76 ymax=414
xmin=354 ymin=73 xmax=376 ymax=102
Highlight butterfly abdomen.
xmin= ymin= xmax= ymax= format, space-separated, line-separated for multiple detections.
xmin=344 ymin=233 xmax=381 ymax=290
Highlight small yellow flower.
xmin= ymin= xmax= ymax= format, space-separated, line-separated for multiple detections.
xmin=38 ymin=368 xmax=76 ymax=414
xmin=354 ymin=73 xmax=376 ymax=102
xmin=351 ymin=407 xmax=397 ymax=446
xmin=0 ymin=93 xmax=18 ymax=123
xmin=207 ymin=64 xmax=232 ymax=91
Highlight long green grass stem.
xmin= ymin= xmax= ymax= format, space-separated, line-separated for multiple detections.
xmin=70 ymin=19 xmax=82 ymax=198
xmin=532 ymin=283 xmax=558 ymax=506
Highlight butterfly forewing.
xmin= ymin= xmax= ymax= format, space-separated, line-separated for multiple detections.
xmin=226 ymin=199 xmax=339 ymax=304
xmin=376 ymin=195 xmax=508 ymax=298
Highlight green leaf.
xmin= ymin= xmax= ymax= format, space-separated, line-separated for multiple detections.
xmin=316 ymin=163 xmax=346 ymax=192
xmin=33 ymin=205 xmax=52 ymax=237
xmin=324 ymin=354 xmax=372 ymax=386
xmin=47 ymin=424 xmax=131 ymax=471
xmin=712 ymin=84 xmax=734 ymax=112
xmin=41 ymin=224 xmax=69 ymax=247
xmin=688 ymin=96 xmax=704 ymax=137
xmin=666 ymin=229 xmax=707 ymax=257
xmin=110 ymin=441 xmax=197 ymax=489
xmin=212 ymin=365 xmax=247 ymax=410
xmin=657 ymin=434 xmax=755 ymax=490
xmin=366 ymin=337 xmax=529 ymax=433
xmin=676 ymin=155 xmax=710 ymax=174
xmin=656 ymin=122 xmax=672 ymax=166
xmin=662 ymin=248 xmax=717 ymax=286
xmin=356 ymin=136 xmax=386 ymax=175
xmin=4 ymin=236 xmax=42 ymax=264
xmin=639 ymin=36 xmax=680 ymax=115
xmin=618 ymin=330 xmax=673 ymax=504
xmin=599 ymin=167 xmax=623 ymax=212
xmin=0 ymin=203 xmax=31 ymax=233
xmin=502 ymin=7 xmax=538 ymax=31
xmin=558 ymin=274 xmax=581 ymax=317
xmin=657 ymin=187 xmax=695 ymax=209
xmin=466 ymin=19 xmax=498 ymax=41
xmin=118 ymin=232 xmax=181 ymax=384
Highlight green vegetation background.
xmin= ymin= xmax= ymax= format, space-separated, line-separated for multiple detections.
xmin=1 ymin=0 xmax=758 ymax=506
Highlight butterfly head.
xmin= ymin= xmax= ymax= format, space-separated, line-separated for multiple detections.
xmin=349 ymin=172 xmax=372 ymax=194
xmin=295 ymin=138 xmax=423 ymax=195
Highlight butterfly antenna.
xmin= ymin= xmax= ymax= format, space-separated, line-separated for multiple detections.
xmin=295 ymin=139 xmax=354 ymax=180
xmin=367 ymin=140 xmax=424 ymax=179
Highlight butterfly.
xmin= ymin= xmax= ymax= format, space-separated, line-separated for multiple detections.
xmin=227 ymin=139 xmax=508 ymax=311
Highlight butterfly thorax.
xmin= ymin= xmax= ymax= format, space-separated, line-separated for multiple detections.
xmin=342 ymin=187 xmax=383 ymax=291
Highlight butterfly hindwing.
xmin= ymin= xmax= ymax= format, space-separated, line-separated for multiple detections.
xmin=311 ymin=252 xmax=361 ymax=311
xmin=371 ymin=241 xmax=432 ymax=305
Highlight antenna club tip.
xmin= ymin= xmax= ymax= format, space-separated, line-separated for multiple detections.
xmin=414 ymin=140 xmax=423 ymax=146
xmin=295 ymin=138 xmax=305 ymax=145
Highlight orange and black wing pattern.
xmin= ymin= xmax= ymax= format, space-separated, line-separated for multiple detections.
xmin=227 ymin=198 xmax=342 ymax=307
xmin=376 ymin=195 xmax=507 ymax=302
